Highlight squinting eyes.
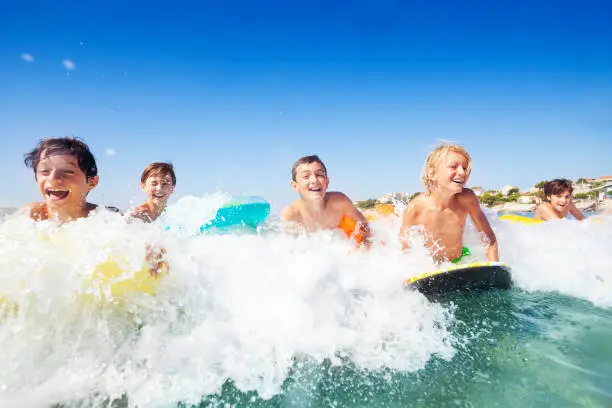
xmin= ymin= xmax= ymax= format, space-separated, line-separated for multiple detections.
xmin=37 ymin=169 xmax=75 ymax=176
xmin=301 ymin=173 xmax=326 ymax=178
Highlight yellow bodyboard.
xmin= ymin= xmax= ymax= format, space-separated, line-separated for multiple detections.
xmin=500 ymin=213 xmax=603 ymax=224
xmin=87 ymin=260 xmax=165 ymax=300
xmin=499 ymin=214 xmax=542 ymax=225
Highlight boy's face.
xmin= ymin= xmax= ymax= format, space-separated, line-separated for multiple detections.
xmin=433 ymin=151 xmax=469 ymax=194
xmin=142 ymin=173 xmax=175 ymax=207
xmin=548 ymin=189 xmax=572 ymax=213
xmin=35 ymin=154 xmax=98 ymax=210
xmin=291 ymin=162 xmax=329 ymax=200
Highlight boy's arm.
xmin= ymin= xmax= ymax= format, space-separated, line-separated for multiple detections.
xmin=464 ymin=191 xmax=499 ymax=262
xmin=340 ymin=195 xmax=372 ymax=247
xmin=399 ymin=202 xmax=417 ymax=251
xmin=569 ymin=202 xmax=586 ymax=221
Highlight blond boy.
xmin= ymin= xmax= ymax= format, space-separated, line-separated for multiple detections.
xmin=399 ymin=144 xmax=498 ymax=262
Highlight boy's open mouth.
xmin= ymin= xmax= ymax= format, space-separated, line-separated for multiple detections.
xmin=152 ymin=193 xmax=166 ymax=199
xmin=308 ymin=187 xmax=322 ymax=192
xmin=45 ymin=188 xmax=69 ymax=201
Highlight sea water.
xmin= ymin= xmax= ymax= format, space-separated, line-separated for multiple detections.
xmin=0 ymin=193 xmax=611 ymax=408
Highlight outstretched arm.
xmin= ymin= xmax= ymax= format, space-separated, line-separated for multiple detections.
xmin=399 ymin=202 xmax=417 ymax=251
xmin=464 ymin=191 xmax=499 ymax=261
xmin=340 ymin=194 xmax=372 ymax=248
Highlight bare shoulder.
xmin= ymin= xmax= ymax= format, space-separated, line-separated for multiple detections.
xmin=534 ymin=202 xmax=554 ymax=219
xmin=406 ymin=194 xmax=427 ymax=212
xmin=327 ymin=191 xmax=368 ymax=222
xmin=401 ymin=195 xmax=425 ymax=224
xmin=281 ymin=201 xmax=302 ymax=223
xmin=457 ymin=188 xmax=480 ymax=207
xmin=130 ymin=204 xmax=148 ymax=215
xmin=326 ymin=191 xmax=358 ymax=212
xmin=128 ymin=204 xmax=152 ymax=222
xmin=458 ymin=187 xmax=478 ymax=200
xmin=411 ymin=193 xmax=428 ymax=206
xmin=327 ymin=191 xmax=353 ymax=204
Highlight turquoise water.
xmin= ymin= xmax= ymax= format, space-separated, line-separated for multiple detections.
xmin=191 ymin=291 xmax=612 ymax=408
xmin=0 ymin=196 xmax=611 ymax=408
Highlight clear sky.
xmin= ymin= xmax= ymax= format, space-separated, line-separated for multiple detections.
xmin=1 ymin=0 xmax=611 ymax=211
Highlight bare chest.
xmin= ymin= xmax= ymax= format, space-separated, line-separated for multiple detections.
xmin=299 ymin=209 xmax=344 ymax=231
xmin=417 ymin=208 xmax=467 ymax=240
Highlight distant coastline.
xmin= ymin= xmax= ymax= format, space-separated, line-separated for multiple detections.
xmin=0 ymin=207 xmax=16 ymax=219
xmin=355 ymin=176 xmax=612 ymax=215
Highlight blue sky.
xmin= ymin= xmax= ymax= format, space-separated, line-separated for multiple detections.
xmin=1 ymin=0 xmax=611 ymax=211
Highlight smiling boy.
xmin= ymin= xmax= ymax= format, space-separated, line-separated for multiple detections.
xmin=399 ymin=143 xmax=498 ymax=263
xmin=281 ymin=155 xmax=370 ymax=246
xmin=534 ymin=179 xmax=585 ymax=221
xmin=130 ymin=162 xmax=176 ymax=222
xmin=21 ymin=137 xmax=106 ymax=223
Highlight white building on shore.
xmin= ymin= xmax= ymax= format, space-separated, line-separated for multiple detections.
xmin=501 ymin=185 xmax=519 ymax=196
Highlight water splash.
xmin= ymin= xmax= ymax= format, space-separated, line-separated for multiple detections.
xmin=0 ymin=196 xmax=456 ymax=407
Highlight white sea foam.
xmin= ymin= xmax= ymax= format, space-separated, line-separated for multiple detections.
xmin=1 ymin=196 xmax=610 ymax=407
xmin=0 ymin=196 xmax=455 ymax=407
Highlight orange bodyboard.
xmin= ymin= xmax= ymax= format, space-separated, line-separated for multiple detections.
xmin=338 ymin=215 xmax=368 ymax=246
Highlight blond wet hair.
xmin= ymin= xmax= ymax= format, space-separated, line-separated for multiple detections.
xmin=421 ymin=143 xmax=472 ymax=195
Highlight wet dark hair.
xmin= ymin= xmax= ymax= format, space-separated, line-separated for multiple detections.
xmin=24 ymin=137 xmax=98 ymax=180
xmin=291 ymin=155 xmax=327 ymax=181
xmin=141 ymin=162 xmax=176 ymax=186
xmin=544 ymin=179 xmax=573 ymax=197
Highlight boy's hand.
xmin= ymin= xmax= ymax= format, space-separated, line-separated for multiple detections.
xmin=464 ymin=190 xmax=499 ymax=262
xmin=569 ymin=202 xmax=586 ymax=220
xmin=145 ymin=244 xmax=168 ymax=277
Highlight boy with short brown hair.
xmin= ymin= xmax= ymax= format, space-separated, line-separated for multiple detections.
xmin=281 ymin=155 xmax=370 ymax=246
xmin=131 ymin=162 xmax=176 ymax=222
xmin=21 ymin=137 xmax=108 ymax=222
xmin=534 ymin=179 xmax=585 ymax=221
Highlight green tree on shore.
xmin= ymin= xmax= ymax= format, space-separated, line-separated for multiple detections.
xmin=535 ymin=180 xmax=548 ymax=189
xmin=355 ymin=199 xmax=377 ymax=210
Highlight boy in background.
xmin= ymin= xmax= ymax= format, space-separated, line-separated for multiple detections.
xmin=534 ymin=179 xmax=585 ymax=221
xmin=131 ymin=162 xmax=176 ymax=222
